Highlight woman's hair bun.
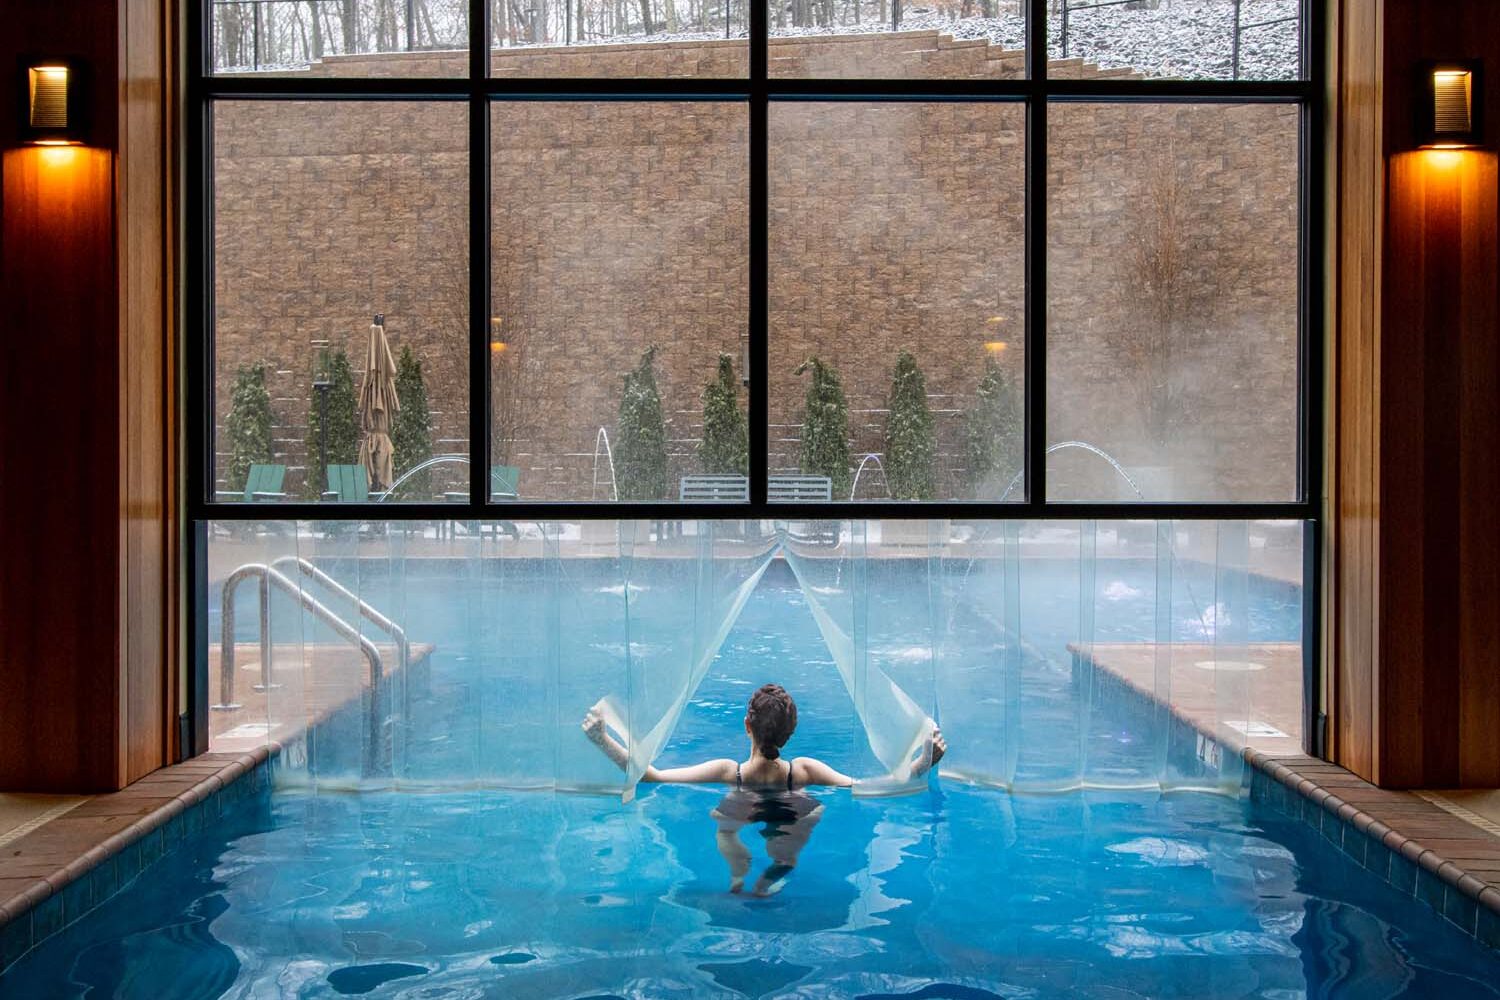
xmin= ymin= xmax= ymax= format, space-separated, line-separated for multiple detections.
xmin=747 ymin=683 xmax=797 ymax=759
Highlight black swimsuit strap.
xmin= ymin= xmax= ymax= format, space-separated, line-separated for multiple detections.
xmin=736 ymin=760 xmax=794 ymax=791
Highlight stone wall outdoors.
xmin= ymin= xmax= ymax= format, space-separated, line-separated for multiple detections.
xmin=213 ymin=33 xmax=1299 ymax=501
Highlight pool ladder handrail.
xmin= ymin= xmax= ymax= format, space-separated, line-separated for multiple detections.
xmin=271 ymin=556 xmax=410 ymax=679
xmin=213 ymin=560 xmax=403 ymax=774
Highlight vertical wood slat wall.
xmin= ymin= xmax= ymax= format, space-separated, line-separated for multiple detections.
xmin=1332 ymin=0 xmax=1500 ymax=788
xmin=0 ymin=0 xmax=174 ymax=792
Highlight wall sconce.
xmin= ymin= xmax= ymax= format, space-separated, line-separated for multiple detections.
xmin=18 ymin=57 xmax=87 ymax=146
xmin=489 ymin=316 xmax=506 ymax=353
xmin=1420 ymin=60 xmax=1482 ymax=149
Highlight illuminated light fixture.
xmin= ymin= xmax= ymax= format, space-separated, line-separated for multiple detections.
xmin=984 ymin=341 xmax=1009 ymax=355
xmin=1419 ymin=60 xmax=1482 ymax=149
xmin=18 ymin=57 xmax=87 ymax=145
xmin=490 ymin=316 xmax=506 ymax=353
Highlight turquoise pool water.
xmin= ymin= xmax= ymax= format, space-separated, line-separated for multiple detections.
xmin=5 ymin=562 xmax=1497 ymax=997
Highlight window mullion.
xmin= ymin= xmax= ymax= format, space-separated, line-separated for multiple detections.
xmin=469 ymin=0 xmax=490 ymax=509
xmin=1026 ymin=0 xmax=1048 ymax=512
xmin=749 ymin=0 xmax=769 ymax=506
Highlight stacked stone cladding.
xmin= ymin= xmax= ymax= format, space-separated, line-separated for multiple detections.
xmin=213 ymin=35 xmax=1297 ymax=501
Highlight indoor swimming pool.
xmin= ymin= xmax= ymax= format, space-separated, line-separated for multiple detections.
xmin=3 ymin=531 xmax=1497 ymax=997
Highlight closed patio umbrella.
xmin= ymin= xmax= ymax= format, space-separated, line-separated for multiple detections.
xmin=356 ymin=314 xmax=401 ymax=492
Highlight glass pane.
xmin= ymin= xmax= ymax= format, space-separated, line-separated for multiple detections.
xmin=489 ymin=102 xmax=749 ymax=501
xmin=209 ymin=0 xmax=470 ymax=74
xmin=489 ymin=0 xmax=748 ymax=77
xmin=769 ymin=101 xmax=1026 ymax=502
xmin=212 ymin=100 xmax=470 ymax=504
xmin=767 ymin=2 xmax=1027 ymax=79
xmin=1047 ymin=0 xmax=1301 ymax=81
xmin=1046 ymin=102 xmax=1299 ymax=501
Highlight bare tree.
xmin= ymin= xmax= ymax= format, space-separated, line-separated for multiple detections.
xmin=1107 ymin=147 xmax=1220 ymax=449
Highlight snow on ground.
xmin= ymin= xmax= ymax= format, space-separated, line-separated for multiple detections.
xmin=525 ymin=0 xmax=1301 ymax=80
xmin=219 ymin=1 xmax=1301 ymax=82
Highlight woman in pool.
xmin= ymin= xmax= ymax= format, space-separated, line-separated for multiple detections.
xmin=580 ymin=682 xmax=946 ymax=791
xmin=582 ymin=683 xmax=945 ymax=895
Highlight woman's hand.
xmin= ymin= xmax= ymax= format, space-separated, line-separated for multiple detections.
xmin=581 ymin=708 xmax=608 ymax=746
xmin=914 ymin=726 xmax=947 ymax=776
xmin=929 ymin=728 xmax=947 ymax=767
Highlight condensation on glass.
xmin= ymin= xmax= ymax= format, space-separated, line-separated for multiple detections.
xmin=211 ymin=100 xmax=470 ymax=504
xmin=1046 ymin=101 xmax=1300 ymax=502
xmin=768 ymin=102 xmax=1025 ymax=502
xmin=202 ymin=518 xmax=1305 ymax=797
xmin=489 ymin=102 xmax=749 ymax=502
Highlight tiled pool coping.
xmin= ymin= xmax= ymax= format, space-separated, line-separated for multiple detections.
xmin=0 ymin=745 xmax=279 ymax=973
xmin=1246 ymin=749 xmax=1500 ymax=952
xmin=1076 ymin=643 xmax=1500 ymax=952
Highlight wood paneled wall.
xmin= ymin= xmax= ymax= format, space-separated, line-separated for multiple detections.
xmin=1330 ymin=0 xmax=1385 ymax=783
xmin=1332 ymin=0 xmax=1500 ymax=788
xmin=0 ymin=0 xmax=175 ymax=792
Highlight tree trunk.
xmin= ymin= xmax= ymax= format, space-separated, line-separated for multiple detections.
xmin=341 ymin=0 xmax=358 ymax=51
xmin=308 ymin=1 xmax=324 ymax=57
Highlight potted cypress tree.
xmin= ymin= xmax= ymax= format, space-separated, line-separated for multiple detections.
xmin=794 ymin=357 xmax=852 ymax=500
xmin=225 ymin=362 xmax=274 ymax=494
xmin=699 ymin=353 xmax=748 ymax=477
xmin=391 ymin=346 xmax=433 ymax=499
xmin=615 ymin=346 xmax=669 ymax=502
xmin=303 ymin=347 xmax=359 ymax=499
xmin=883 ymin=350 xmax=936 ymax=501
xmin=963 ymin=356 xmax=1023 ymax=500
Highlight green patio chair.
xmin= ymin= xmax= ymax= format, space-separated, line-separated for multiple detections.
xmin=322 ymin=464 xmax=370 ymax=503
xmin=490 ymin=465 xmax=521 ymax=501
xmin=214 ymin=463 xmax=286 ymax=502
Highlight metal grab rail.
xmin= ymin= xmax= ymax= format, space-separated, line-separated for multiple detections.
xmin=271 ymin=556 xmax=410 ymax=679
xmin=212 ymin=562 xmax=388 ymax=773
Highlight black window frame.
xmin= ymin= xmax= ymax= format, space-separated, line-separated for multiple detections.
xmin=182 ymin=0 xmax=1326 ymax=754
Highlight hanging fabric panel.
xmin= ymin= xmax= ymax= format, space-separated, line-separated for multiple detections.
xmin=780 ymin=521 xmax=936 ymax=791
xmin=934 ymin=519 xmax=1024 ymax=790
xmin=201 ymin=517 xmax=1298 ymax=802
xmin=598 ymin=521 xmax=779 ymax=800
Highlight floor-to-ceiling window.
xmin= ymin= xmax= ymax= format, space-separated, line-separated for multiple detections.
xmin=187 ymin=0 xmax=1320 ymax=769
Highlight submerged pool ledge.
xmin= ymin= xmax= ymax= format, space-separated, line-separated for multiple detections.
xmin=1246 ymin=749 xmax=1500 ymax=951
xmin=0 ymin=746 xmax=279 ymax=973
xmin=1075 ymin=644 xmax=1500 ymax=952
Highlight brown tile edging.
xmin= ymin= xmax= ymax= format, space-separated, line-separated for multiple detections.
xmin=0 ymin=743 xmax=281 ymax=974
xmin=1073 ymin=643 xmax=1500 ymax=951
xmin=1244 ymin=747 xmax=1500 ymax=951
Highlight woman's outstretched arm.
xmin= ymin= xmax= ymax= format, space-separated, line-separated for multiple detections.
xmin=793 ymin=728 xmax=947 ymax=791
xmin=582 ymin=708 xmax=736 ymax=784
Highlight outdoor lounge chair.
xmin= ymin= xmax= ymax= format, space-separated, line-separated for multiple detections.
xmin=491 ymin=465 xmax=521 ymax=501
xmin=679 ymin=474 xmax=749 ymax=502
xmin=214 ymin=463 xmax=287 ymax=502
xmin=323 ymin=464 xmax=370 ymax=502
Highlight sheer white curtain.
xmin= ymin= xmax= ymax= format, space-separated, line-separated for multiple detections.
xmin=780 ymin=521 xmax=937 ymax=792
xmin=207 ymin=518 xmax=1295 ymax=799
